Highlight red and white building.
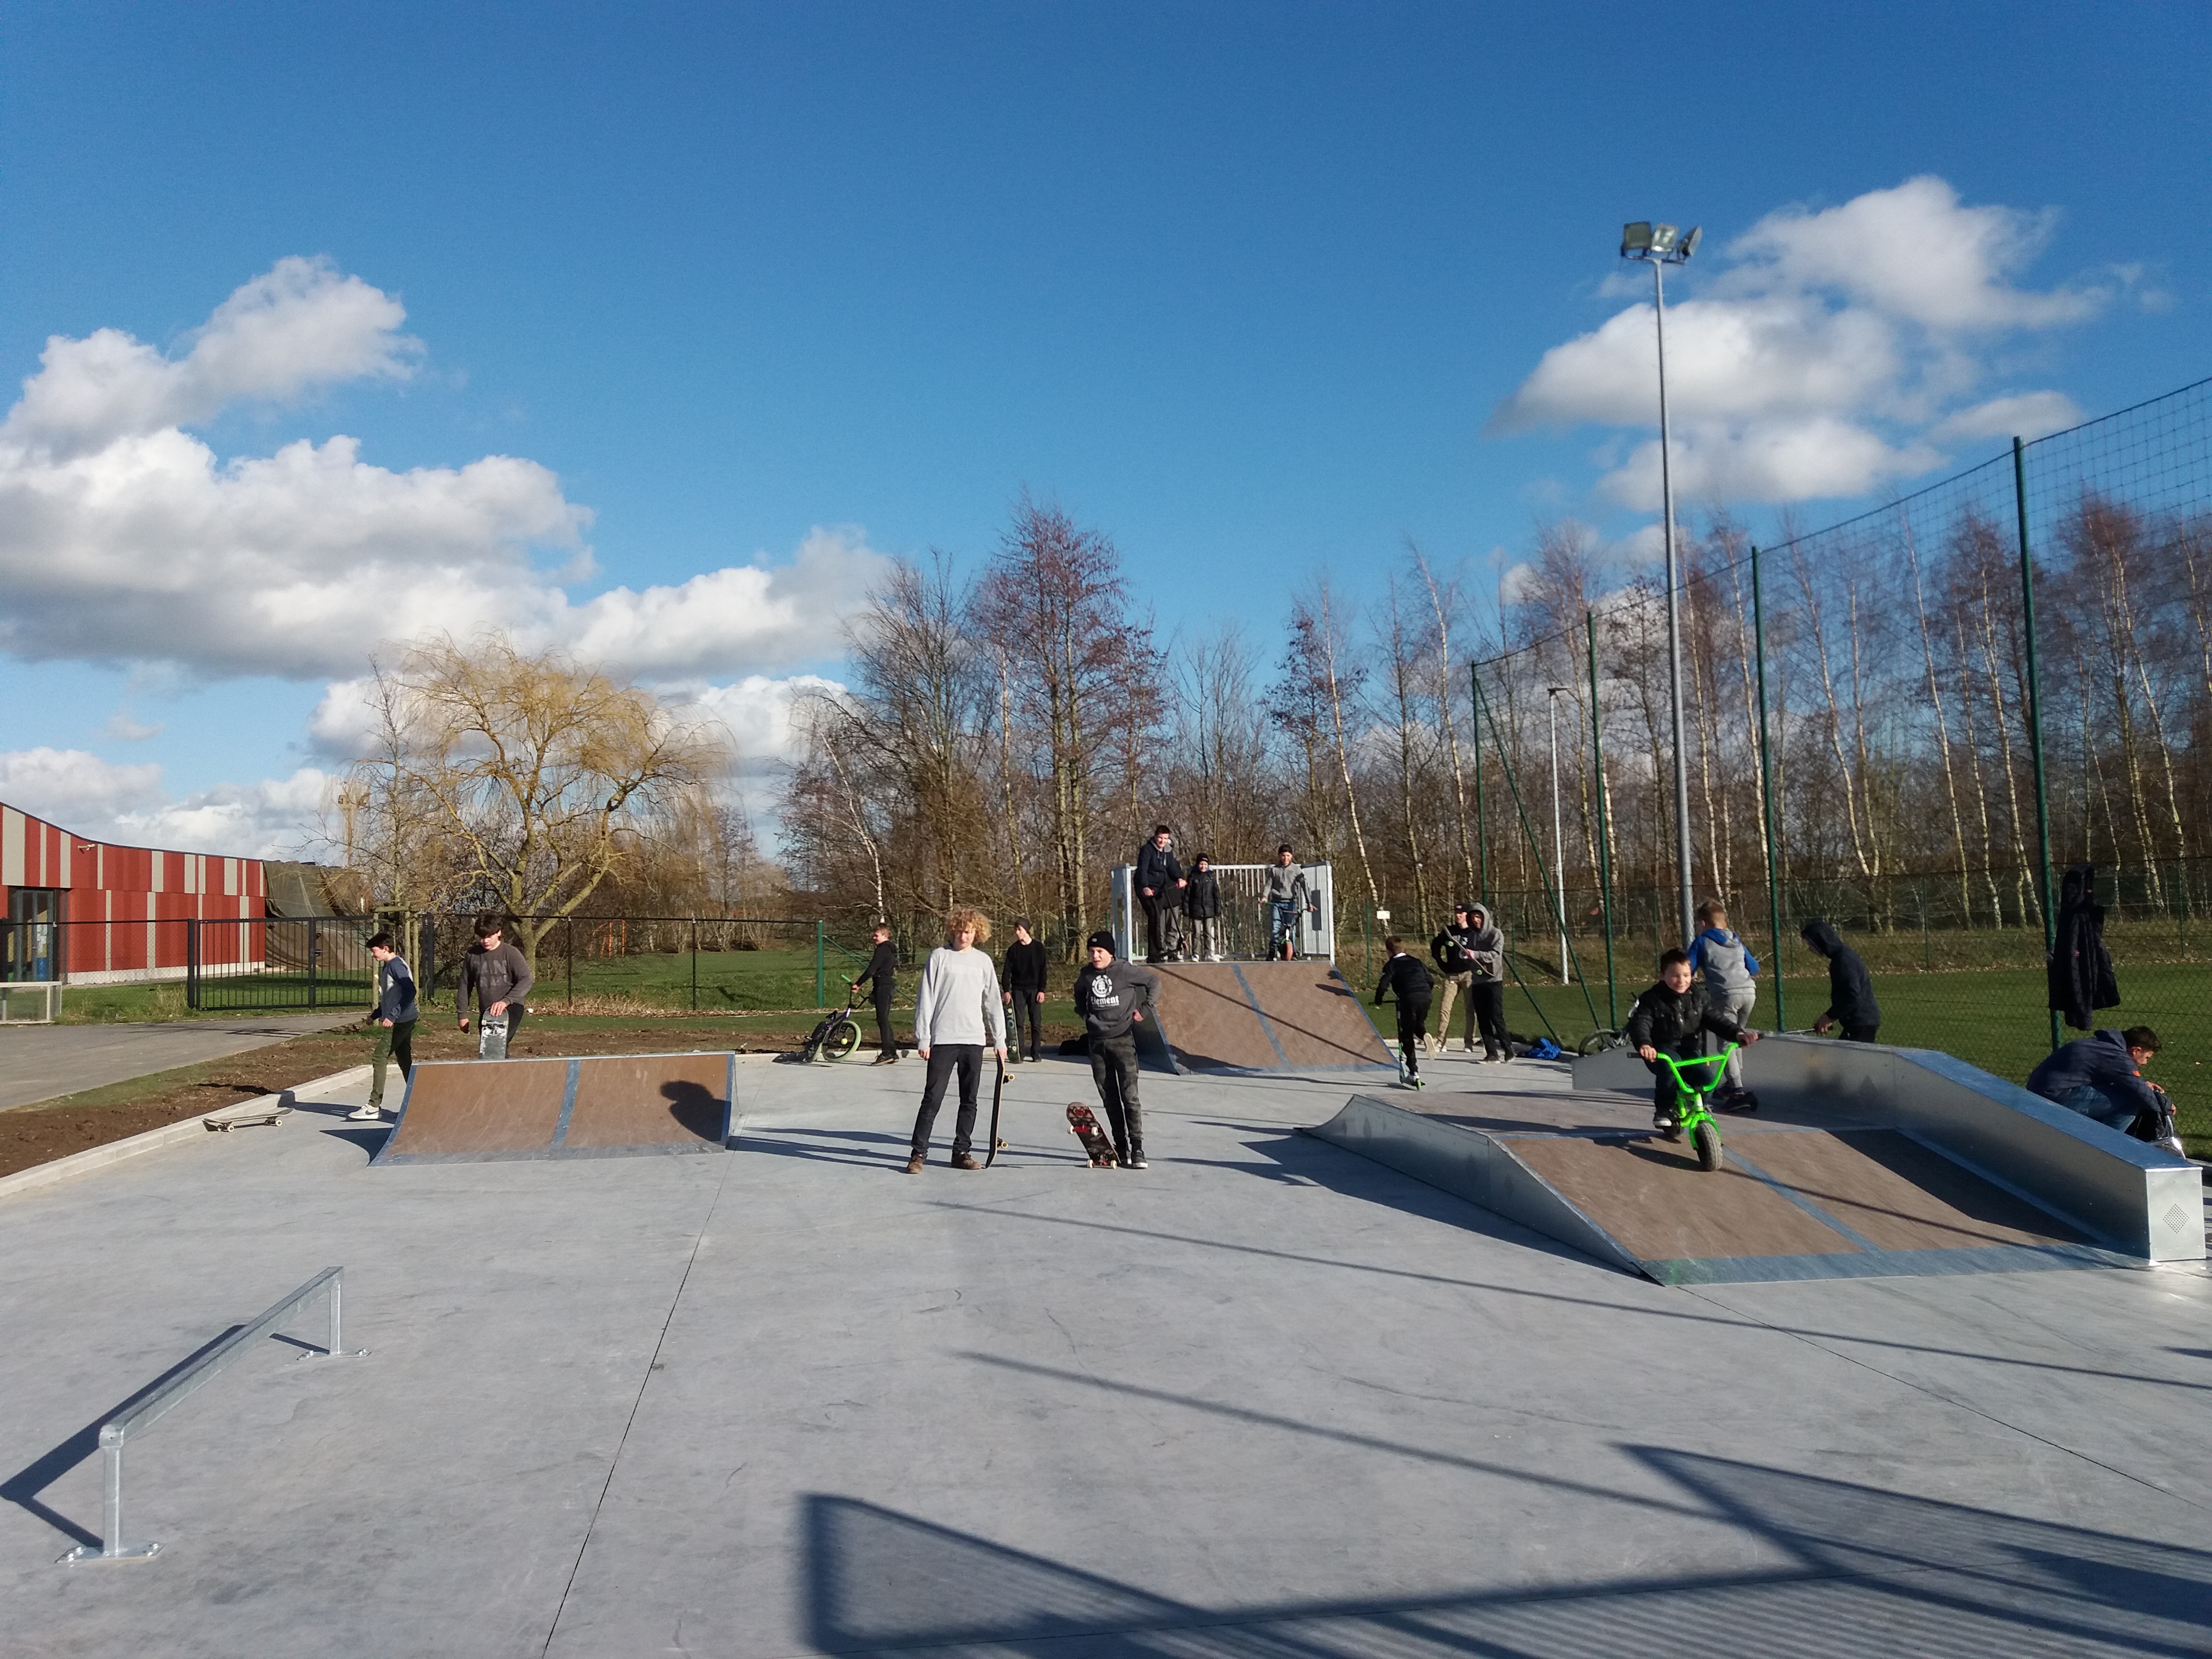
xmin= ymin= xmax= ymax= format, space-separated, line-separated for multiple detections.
xmin=2 ymin=800 xmax=266 ymax=985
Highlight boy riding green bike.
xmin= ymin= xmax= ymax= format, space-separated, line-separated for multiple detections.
xmin=1627 ymin=947 xmax=1761 ymax=1170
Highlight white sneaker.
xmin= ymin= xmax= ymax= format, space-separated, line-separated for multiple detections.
xmin=348 ymin=1105 xmax=384 ymax=1122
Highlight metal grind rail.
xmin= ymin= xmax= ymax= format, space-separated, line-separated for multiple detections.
xmin=65 ymin=1267 xmax=367 ymax=1564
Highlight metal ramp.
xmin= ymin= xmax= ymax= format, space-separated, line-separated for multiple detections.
xmin=371 ymin=1051 xmax=735 ymax=1165
xmin=1308 ymin=1082 xmax=2151 ymax=1284
xmin=1142 ymin=961 xmax=1396 ymax=1077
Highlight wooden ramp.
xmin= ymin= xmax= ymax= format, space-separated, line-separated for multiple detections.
xmin=1147 ymin=961 xmax=1396 ymax=1076
xmin=372 ymin=1051 xmax=735 ymax=1165
xmin=1309 ymin=1089 xmax=2138 ymax=1283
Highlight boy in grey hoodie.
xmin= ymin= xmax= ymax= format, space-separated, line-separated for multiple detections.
xmin=1688 ymin=901 xmax=1760 ymax=1096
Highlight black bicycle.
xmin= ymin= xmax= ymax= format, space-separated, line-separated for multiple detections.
xmin=796 ymin=991 xmax=865 ymax=1063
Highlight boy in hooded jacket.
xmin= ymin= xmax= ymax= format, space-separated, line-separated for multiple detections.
xmin=1628 ymin=949 xmax=1760 ymax=1132
xmin=1373 ymin=936 xmax=1434 ymax=1088
xmin=1689 ymin=901 xmax=1760 ymax=1100
xmin=1799 ymin=918 xmax=1880 ymax=1041
xmin=1436 ymin=903 xmax=1510 ymax=1061
xmin=1184 ymin=855 xmax=1224 ymax=961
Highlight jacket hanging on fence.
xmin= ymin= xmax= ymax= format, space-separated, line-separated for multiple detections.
xmin=2047 ymin=863 xmax=2119 ymax=1031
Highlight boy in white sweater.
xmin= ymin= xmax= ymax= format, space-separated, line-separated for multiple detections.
xmin=907 ymin=908 xmax=1009 ymax=1172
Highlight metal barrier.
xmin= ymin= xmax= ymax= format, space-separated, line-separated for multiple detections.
xmin=65 ymin=1267 xmax=366 ymax=1564
xmin=1110 ymin=862 xmax=1336 ymax=962
xmin=0 ymin=980 xmax=61 ymax=1023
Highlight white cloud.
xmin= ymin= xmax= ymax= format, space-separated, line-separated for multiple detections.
xmin=103 ymin=712 xmax=163 ymax=741
xmin=678 ymin=674 xmax=847 ymax=775
xmin=1928 ymin=391 xmax=2083 ymax=444
xmin=1725 ymin=176 xmax=2103 ymax=331
xmin=0 ymin=261 xmax=891 ymax=683
xmin=0 ymin=746 xmax=325 ymax=857
xmin=1491 ymin=176 xmax=2114 ymax=507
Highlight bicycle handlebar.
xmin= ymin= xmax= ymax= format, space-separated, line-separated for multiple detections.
xmin=1650 ymin=1043 xmax=1739 ymax=1090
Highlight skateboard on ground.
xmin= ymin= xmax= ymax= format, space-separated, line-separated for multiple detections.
xmin=1065 ymin=1102 xmax=1118 ymax=1167
xmin=204 ymin=1102 xmax=291 ymax=1132
xmin=477 ymin=1011 xmax=510 ymax=1062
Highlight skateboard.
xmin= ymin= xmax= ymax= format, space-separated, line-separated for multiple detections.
xmin=984 ymin=1061 xmax=1007 ymax=1169
xmin=1065 ymin=1102 xmax=1118 ymax=1168
xmin=477 ymin=1010 xmax=510 ymax=1062
xmin=204 ymin=1103 xmax=291 ymax=1132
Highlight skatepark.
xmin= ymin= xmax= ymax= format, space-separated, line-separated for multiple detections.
xmin=3 ymin=960 xmax=2210 ymax=1656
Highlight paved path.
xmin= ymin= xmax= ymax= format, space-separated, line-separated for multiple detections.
xmin=1 ymin=1051 xmax=2207 ymax=1655
xmin=0 ymin=1013 xmax=364 ymax=1109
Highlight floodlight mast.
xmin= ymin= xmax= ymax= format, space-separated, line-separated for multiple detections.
xmin=1620 ymin=219 xmax=1702 ymax=950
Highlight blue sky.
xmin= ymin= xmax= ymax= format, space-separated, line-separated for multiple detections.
xmin=0 ymin=2 xmax=2203 ymax=853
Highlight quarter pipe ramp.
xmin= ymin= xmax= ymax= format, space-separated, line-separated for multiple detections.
xmin=372 ymin=1051 xmax=736 ymax=1165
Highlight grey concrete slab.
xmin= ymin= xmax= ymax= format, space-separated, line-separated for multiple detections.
xmin=1 ymin=1050 xmax=2207 ymax=1658
xmin=0 ymin=1013 xmax=364 ymax=1109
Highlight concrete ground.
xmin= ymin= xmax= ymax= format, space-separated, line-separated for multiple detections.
xmin=2 ymin=1047 xmax=2208 ymax=1658
xmin=0 ymin=1013 xmax=365 ymax=1110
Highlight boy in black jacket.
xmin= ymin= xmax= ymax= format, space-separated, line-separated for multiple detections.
xmin=1184 ymin=856 xmax=1224 ymax=961
xmin=1000 ymin=920 xmax=1049 ymax=1063
xmin=851 ymin=924 xmax=901 ymax=1064
xmin=1628 ymin=948 xmax=1760 ymax=1131
xmin=1799 ymin=918 xmax=1880 ymax=1041
xmin=1373 ymin=936 xmax=1434 ymax=1090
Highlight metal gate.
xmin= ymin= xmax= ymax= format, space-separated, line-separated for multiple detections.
xmin=186 ymin=917 xmax=376 ymax=1012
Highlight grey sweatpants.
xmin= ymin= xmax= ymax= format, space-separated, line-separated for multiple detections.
xmin=1712 ymin=988 xmax=1755 ymax=1087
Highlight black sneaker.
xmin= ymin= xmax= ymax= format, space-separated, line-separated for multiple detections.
xmin=1124 ymin=1149 xmax=1148 ymax=1169
xmin=1652 ymin=1113 xmax=1677 ymax=1133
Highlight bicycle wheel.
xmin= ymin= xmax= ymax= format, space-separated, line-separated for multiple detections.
xmin=1693 ymin=1119 xmax=1724 ymax=1172
xmin=1575 ymin=1029 xmax=1623 ymax=1057
xmin=823 ymin=1018 xmax=863 ymax=1062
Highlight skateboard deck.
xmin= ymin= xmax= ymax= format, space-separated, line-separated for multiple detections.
xmin=477 ymin=1011 xmax=510 ymax=1062
xmin=984 ymin=1062 xmax=1007 ymax=1168
xmin=1065 ymin=1102 xmax=1118 ymax=1167
xmin=204 ymin=1104 xmax=290 ymax=1132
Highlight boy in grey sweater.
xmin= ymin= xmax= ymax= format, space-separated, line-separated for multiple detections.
xmin=907 ymin=908 xmax=1008 ymax=1172
xmin=1073 ymin=930 xmax=1161 ymax=1168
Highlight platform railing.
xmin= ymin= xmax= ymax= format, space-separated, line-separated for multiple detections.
xmin=65 ymin=1267 xmax=367 ymax=1564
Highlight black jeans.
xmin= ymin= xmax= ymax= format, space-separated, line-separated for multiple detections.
xmin=1470 ymin=982 xmax=1508 ymax=1050
xmin=1393 ymin=999 xmax=1430 ymax=1075
xmin=1089 ymin=1030 xmax=1144 ymax=1155
xmin=913 ymin=1044 xmax=984 ymax=1157
xmin=1841 ymin=1023 xmax=1880 ymax=1043
xmin=1139 ymin=894 xmax=1181 ymax=961
xmin=1007 ymin=992 xmax=1043 ymax=1059
xmin=873 ymin=989 xmax=897 ymax=1055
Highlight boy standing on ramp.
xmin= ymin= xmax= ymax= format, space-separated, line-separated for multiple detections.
xmin=1073 ymin=930 xmax=1160 ymax=1168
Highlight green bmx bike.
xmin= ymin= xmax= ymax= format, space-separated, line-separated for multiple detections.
xmin=1651 ymin=1042 xmax=1738 ymax=1174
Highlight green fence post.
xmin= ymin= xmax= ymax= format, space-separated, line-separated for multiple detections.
xmin=1752 ymin=542 xmax=1786 ymax=1033
xmin=2014 ymin=436 xmax=2061 ymax=1054
xmin=566 ymin=916 xmax=574 ymax=1008
xmin=691 ymin=916 xmax=699 ymax=1012
xmin=815 ymin=921 xmax=825 ymax=1010
xmin=1586 ymin=610 xmax=1618 ymax=1031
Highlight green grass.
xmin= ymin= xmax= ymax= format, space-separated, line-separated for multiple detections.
xmin=535 ymin=946 xmax=877 ymax=1012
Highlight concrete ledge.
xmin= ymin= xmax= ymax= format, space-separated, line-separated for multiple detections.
xmin=1574 ymin=1034 xmax=2204 ymax=1262
xmin=0 ymin=1064 xmax=372 ymax=1205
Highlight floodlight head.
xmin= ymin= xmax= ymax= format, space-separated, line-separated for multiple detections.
xmin=1548 ymin=684 xmax=1573 ymax=696
xmin=1621 ymin=221 xmax=1653 ymax=257
xmin=1649 ymin=222 xmax=1680 ymax=255
xmin=1679 ymin=225 xmax=1702 ymax=259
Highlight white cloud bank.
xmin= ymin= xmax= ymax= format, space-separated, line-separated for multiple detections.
xmin=0 ymin=259 xmax=888 ymax=855
xmin=0 ymin=747 xmax=328 ymax=858
xmin=0 ymin=257 xmax=890 ymax=681
xmin=1491 ymin=177 xmax=2109 ymax=507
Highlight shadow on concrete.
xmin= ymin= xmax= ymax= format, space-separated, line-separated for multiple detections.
xmin=739 ymin=1125 xmax=913 ymax=1170
xmin=801 ymin=1447 xmax=2212 ymax=1654
xmin=319 ymin=1125 xmax=391 ymax=1160
xmin=2 ymin=1323 xmax=248 ymax=1550
xmin=660 ymin=1079 xmax=727 ymax=1141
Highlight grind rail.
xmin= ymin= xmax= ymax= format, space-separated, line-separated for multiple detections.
xmin=65 ymin=1266 xmax=367 ymax=1564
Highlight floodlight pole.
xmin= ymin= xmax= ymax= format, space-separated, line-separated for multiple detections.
xmin=1547 ymin=686 xmax=1571 ymax=985
xmin=1649 ymin=257 xmax=1695 ymax=950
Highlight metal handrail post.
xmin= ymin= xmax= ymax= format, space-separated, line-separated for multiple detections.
xmin=1753 ymin=544 xmax=1786 ymax=1032
xmin=67 ymin=1267 xmax=364 ymax=1564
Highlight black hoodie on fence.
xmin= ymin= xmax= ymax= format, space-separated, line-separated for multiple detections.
xmin=2047 ymin=863 xmax=2119 ymax=1031
xmin=1799 ymin=919 xmax=1880 ymax=1031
